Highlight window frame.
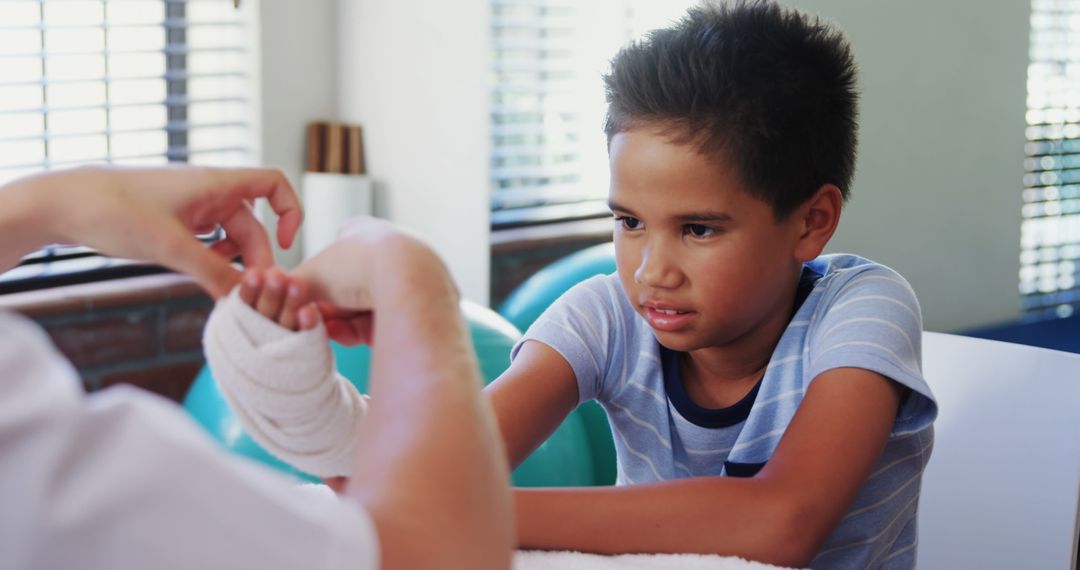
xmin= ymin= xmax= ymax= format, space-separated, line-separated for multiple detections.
xmin=0 ymin=0 xmax=256 ymax=294
xmin=487 ymin=0 xmax=699 ymax=232
xmin=1020 ymin=0 xmax=1080 ymax=319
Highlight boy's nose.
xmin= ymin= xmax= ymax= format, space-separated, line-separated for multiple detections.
xmin=633 ymin=245 xmax=682 ymax=289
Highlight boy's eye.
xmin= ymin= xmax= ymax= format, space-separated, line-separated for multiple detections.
xmin=686 ymin=224 xmax=714 ymax=237
xmin=615 ymin=216 xmax=642 ymax=230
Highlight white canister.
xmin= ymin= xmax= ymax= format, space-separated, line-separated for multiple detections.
xmin=301 ymin=172 xmax=374 ymax=259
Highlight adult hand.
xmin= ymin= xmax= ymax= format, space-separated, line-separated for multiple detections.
xmin=291 ymin=216 xmax=457 ymax=346
xmin=21 ymin=165 xmax=302 ymax=299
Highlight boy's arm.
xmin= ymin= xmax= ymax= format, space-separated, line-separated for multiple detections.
xmin=485 ymin=340 xmax=581 ymax=468
xmin=514 ymin=367 xmax=902 ymax=569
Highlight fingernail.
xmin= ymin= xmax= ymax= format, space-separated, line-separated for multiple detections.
xmin=243 ymin=271 xmax=259 ymax=287
xmin=299 ymin=311 xmax=315 ymax=329
xmin=288 ymin=284 xmax=301 ymax=298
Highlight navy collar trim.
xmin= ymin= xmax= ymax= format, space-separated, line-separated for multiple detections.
xmin=661 ymin=265 xmax=822 ymax=429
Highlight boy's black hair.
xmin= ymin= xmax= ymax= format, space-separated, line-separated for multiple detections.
xmin=603 ymin=0 xmax=858 ymax=219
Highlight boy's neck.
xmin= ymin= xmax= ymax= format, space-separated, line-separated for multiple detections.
xmin=678 ymin=274 xmax=801 ymax=409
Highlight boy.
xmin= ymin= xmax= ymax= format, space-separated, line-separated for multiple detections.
xmin=485 ymin=1 xmax=936 ymax=568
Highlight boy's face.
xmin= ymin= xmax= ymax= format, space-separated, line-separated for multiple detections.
xmin=608 ymin=128 xmax=806 ymax=354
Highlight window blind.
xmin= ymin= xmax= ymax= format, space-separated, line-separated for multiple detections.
xmin=489 ymin=0 xmax=695 ymax=229
xmin=1021 ymin=0 xmax=1080 ymax=319
xmin=0 ymin=0 xmax=256 ymax=189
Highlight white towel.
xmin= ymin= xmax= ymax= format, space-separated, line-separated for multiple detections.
xmin=513 ymin=550 xmax=791 ymax=570
xmin=203 ymin=288 xmax=366 ymax=478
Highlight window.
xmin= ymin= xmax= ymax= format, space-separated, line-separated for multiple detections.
xmin=488 ymin=0 xmax=695 ymax=229
xmin=1021 ymin=0 xmax=1080 ymax=318
xmin=0 ymin=0 xmax=256 ymax=291
xmin=0 ymin=0 xmax=256 ymax=183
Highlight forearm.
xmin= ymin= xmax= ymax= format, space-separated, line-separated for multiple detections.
xmin=0 ymin=165 xmax=300 ymax=299
xmin=345 ymin=239 xmax=513 ymax=569
xmin=484 ymin=341 xmax=580 ymax=470
xmin=515 ymin=478 xmax=821 ymax=568
xmin=0 ymin=172 xmax=68 ymax=272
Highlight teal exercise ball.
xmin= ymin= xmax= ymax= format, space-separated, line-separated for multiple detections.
xmin=512 ymin=410 xmax=596 ymax=487
xmin=498 ymin=242 xmax=616 ymax=333
xmin=183 ymin=300 xmax=598 ymax=486
xmin=496 ymin=243 xmax=619 ymax=486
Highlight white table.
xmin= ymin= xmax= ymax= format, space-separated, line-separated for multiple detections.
xmin=514 ymin=549 xmax=793 ymax=569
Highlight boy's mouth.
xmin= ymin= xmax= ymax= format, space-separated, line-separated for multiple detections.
xmin=641 ymin=302 xmax=696 ymax=331
xmin=641 ymin=300 xmax=690 ymax=313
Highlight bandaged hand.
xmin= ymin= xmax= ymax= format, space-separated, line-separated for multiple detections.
xmin=202 ymin=267 xmax=367 ymax=478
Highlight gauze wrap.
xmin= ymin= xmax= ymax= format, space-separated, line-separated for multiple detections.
xmin=202 ymin=288 xmax=366 ymax=478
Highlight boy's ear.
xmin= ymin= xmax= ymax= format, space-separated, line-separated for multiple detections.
xmin=792 ymin=184 xmax=843 ymax=263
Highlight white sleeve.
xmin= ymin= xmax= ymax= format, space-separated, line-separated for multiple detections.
xmin=0 ymin=311 xmax=379 ymax=570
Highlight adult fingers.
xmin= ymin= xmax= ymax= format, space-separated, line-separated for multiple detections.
xmin=208 ymin=238 xmax=241 ymax=260
xmin=221 ymin=168 xmax=303 ymax=250
xmin=325 ymin=319 xmax=363 ymax=345
xmin=275 ymin=199 xmax=303 ymax=251
xmin=220 ymin=202 xmax=275 ymax=269
xmin=315 ymin=302 xmax=367 ymax=321
xmin=324 ymin=313 xmax=374 ymax=346
xmin=156 ymin=218 xmax=243 ymax=300
xmin=289 ymin=241 xmax=377 ymax=313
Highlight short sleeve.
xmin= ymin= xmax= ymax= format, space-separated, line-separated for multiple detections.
xmin=807 ymin=266 xmax=938 ymax=435
xmin=510 ymin=275 xmax=624 ymax=403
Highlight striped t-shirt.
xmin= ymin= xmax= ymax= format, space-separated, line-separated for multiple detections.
xmin=514 ymin=253 xmax=937 ymax=569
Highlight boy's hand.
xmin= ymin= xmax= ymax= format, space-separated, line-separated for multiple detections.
xmin=237 ymin=267 xmax=321 ymax=332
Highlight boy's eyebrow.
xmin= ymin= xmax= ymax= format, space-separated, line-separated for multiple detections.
xmin=608 ymin=200 xmax=733 ymax=223
xmin=675 ymin=212 xmax=733 ymax=223
xmin=607 ymin=200 xmax=636 ymax=214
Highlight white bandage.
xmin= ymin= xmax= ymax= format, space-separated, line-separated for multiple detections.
xmin=202 ymin=288 xmax=366 ymax=478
